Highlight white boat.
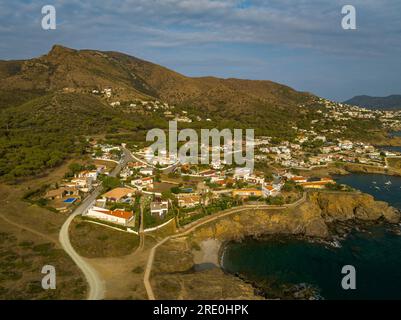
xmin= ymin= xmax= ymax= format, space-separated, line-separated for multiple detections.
xmin=385 ymin=181 xmax=392 ymax=185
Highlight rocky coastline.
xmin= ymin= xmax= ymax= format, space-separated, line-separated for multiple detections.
xmin=150 ymin=191 xmax=400 ymax=300
xmin=218 ymin=217 xmax=401 ymax=300
xmin=298 ymin=162 xmax=401 ymax=178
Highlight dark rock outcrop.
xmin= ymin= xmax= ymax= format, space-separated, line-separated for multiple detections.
xmin=151 ymin=191 xmax=400 ymax=299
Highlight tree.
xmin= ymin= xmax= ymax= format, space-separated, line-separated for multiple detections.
xmin=68 ymin=163 xmax=83 ymax=175
xmin=102 ymin=176 xmax=121 ymax=191
xmin=171 ymin=186 xmax=181 ymax=194
xmin=282 ymin=180 xmax=296 ymax=192
xmin=161 ymin=190 xmax=173 ymax=200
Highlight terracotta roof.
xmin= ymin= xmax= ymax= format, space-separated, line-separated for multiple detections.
xmin=93 ymin=208 xmax=133 ymax=220
xmin=128 ymin=162 xmax=144 ymax=168
xmin=102 ymin=187 xmax=133 ymax=200
xmin=109 ymin=209 xmax=133 ymax=220
xmin=178 ymin=195 xmax=201 ymax=204
xmin=45 ymin=188 xmax=65 ymax=198
xmin=301 ymin=181 xmax=333 ymax=186
xmin=290 ymin=176 xmax=307 ymax=181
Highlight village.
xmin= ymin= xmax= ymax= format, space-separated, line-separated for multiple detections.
xmin=33 ymin=89 xmax=401 ymax=232
xmin=36 ymin=137 xmax=400 ymax=232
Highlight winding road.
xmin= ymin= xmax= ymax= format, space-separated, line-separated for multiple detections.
xmin=59 ymin=199 xmax=105 ymax=300
xmin=59 ymin=148 xmax=129 ymax=300
xmin=143 ymin=192 xmax=307 ymax=300
xmin=58 ymin=145 xmax=307 ymax=300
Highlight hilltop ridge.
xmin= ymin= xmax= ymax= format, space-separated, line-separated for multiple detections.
xmin=344 ymin=95 xmax=401 ymax=110
xmin=0 ymin=44 xmax=312 ymax=112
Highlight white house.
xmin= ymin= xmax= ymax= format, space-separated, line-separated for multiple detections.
xmin=339 ymin=140 xmax=353 ymax=150
xmin=245 ymin=174 xmax=265 ymax=185
xmin=120 ymin=167 xmax=133 ymax=180
xmin=68 ymin=177 xmax=93 ymax=193
xmin=177 ymin=194 xmax=201 ymax=208
xmin=140 ymin=167 xmax=154 ymax=176
xmin=289 ymin=176 xmax=308 ymax=183
xmin=262 ymin=184 xmax=280 ymax=197
xmin=150 ymin=201 xmax=169 ymax=217
xmin=76 ymin=170 xmax=98 ymax=181
xmin=85 ymin=206 xmax=134 ymax=226
xmin=233 ymin=167 xmax=251 ymax=180
xmin=131 ymin=177 xmax=154 ymax=190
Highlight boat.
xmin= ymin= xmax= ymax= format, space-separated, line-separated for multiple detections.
xmin=385 ymin=181 xmax=392 ymax=185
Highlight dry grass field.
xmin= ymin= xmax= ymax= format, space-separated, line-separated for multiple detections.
xmin=69 ymin=217 xmax=139 ymax=258
xmin=0 ymin=161 xmax=87 ymax=299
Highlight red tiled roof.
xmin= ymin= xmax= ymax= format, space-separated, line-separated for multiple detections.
xmin=93 ymin=208 xmax=133 ymax=220
xmin=291 ymin=176 xmax=306 ymax=181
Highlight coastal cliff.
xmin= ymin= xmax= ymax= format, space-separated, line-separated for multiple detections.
xmin=150 ymin=191 xmax=400 ymax=299
xmin=342 ymin=163 xmax=401 ymax=176
xmin=186 ymin=192 xmax=399 ymax=241
xmin=299 ymin=162 xmax=401 ymax=178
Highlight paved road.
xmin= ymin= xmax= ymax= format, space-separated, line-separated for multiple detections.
xmin=124 ymin=147 xmax=179 ymax=174
xmin=59 ymin=150 xmax=128 ymax=300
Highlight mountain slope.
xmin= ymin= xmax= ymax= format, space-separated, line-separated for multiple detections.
xmin=0 ymin=45 xmax=312 ymax=112
xmin=0 ymin=45 xmax=320 ymax=181
xmin=105 ymin=50 xmax=312 ymax=114
xmin=344 ymin=95 xmax=401 ymax=110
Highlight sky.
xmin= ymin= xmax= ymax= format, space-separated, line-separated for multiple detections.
xmin=0 ymin=0 xmax=400 ymax=101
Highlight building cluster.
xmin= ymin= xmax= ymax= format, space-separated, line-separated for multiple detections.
xmin=316 ymin=98 xmax=401 ymax=130
xmin=44 ymin=166 xmax=105 ymax=212
xmin=52 ymin=94 xmax=401 ymax=229
xmin=254 ymin=136 xmax=396 ymax=170
xmin=92 ymin=143 xmax=122 ymax=162
xmin=84 ymin=187 xmax=136 ymax=226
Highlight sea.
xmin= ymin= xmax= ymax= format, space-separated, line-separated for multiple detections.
xmin=222 ymin=173 xmax=401 ymax=299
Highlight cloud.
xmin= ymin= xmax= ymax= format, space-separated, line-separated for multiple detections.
xmin=0 ymin=1 xmax=400 ymax=100
xmin=1 ymin=0 xmax=400 ymax=57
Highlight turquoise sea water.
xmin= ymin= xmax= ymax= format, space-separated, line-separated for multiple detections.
xmin=222 ymin=173 xmax=401 ymax=300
